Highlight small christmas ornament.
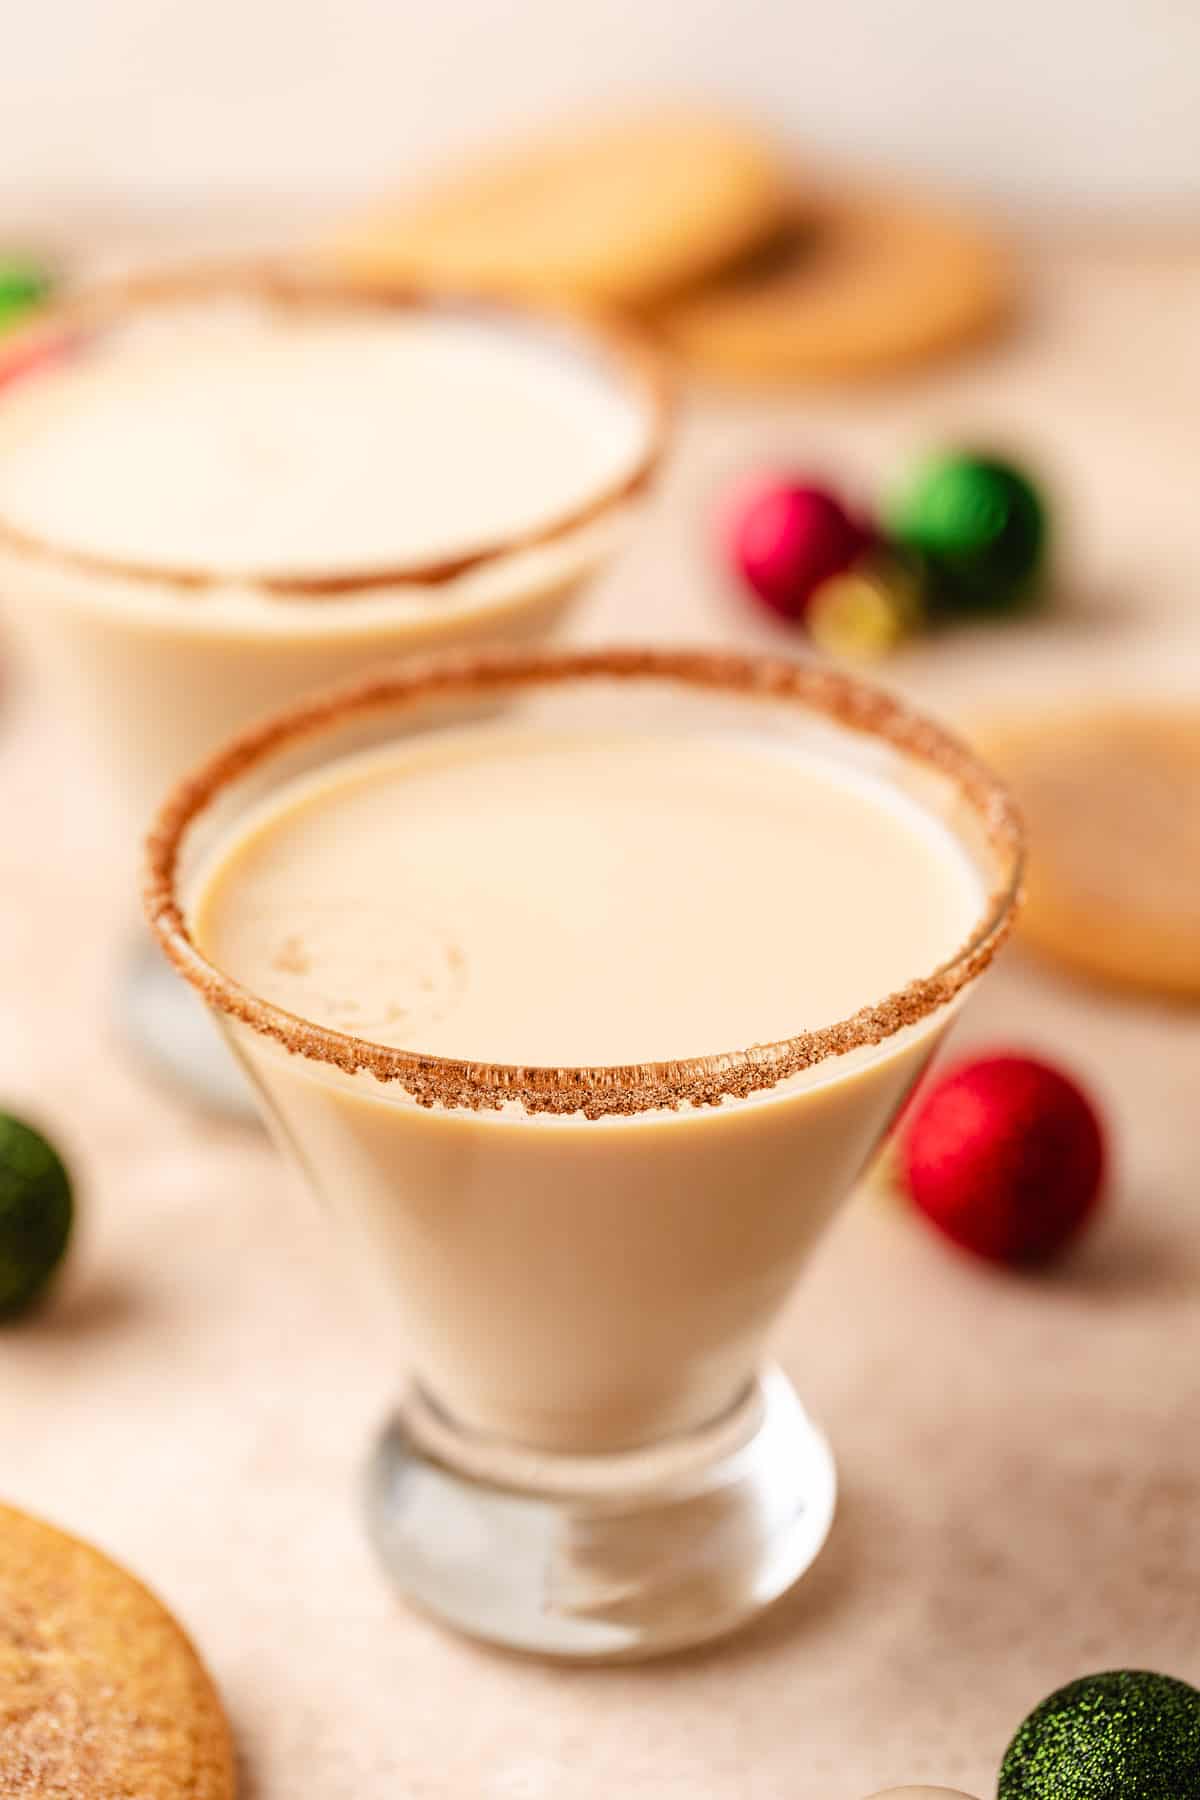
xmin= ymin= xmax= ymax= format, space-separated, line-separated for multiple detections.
xmin=807 ymin=551 xmax=925 ymax=660
xmin=999 ymin=1670 xmax=1200 ymax=1799
xmin=0 ymin=1111 xmax=73 ymax=1319
xmin=0 ymin=325 xmax=75 ymax=394
xmin=902 ymin=1053 xmax=1104 ymax=1266
xmin=0 ymin=256 xmax=54 ymax=334
xmin=724 ymin=476 xmax=873 ymax=623
xmin=886 ymin=450 xmax=1047 ymax=615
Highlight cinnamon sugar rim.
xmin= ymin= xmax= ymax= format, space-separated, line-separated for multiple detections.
xmin=0 ymin=264 xmax=671 ymax=600
xmin=145 ymin=646 xmax=1024 ymax=1118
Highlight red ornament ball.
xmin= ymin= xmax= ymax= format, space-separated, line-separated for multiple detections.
xmin=725 ymin=477 xmax=873 ymax=623
xmin=902 ymin=1053 xmax=1105 ymax=1266
xmin=0 ymin=326 xmax=74 ymax=394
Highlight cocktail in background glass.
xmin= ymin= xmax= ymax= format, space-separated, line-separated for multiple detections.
xmin=0 ymin=269 xmax=668 ymax=1111
xmin=145 ymin=646 xmax=1022 ymax=1660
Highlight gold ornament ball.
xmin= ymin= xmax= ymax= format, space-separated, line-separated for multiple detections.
xmin=807 ymin=557 xmax=925 ymax=661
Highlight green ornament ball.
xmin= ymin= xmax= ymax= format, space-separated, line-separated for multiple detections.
xmin=999 ymin=1670 xmax=1200 ymax=1800
xmin=0 ymin=256 xmax=54 ymax=335
xmin=0 ymin=1111 xmax=73 ymax=1320
xmin=886 ymin=450 xmax=1047 ymax=616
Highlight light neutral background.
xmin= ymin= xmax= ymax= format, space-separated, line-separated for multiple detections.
xmin=3 ymin=0 xmax=1200 ymax=221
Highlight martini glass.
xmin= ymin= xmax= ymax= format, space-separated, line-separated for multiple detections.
xmin=0 ymin=269 xmax=668 ymax=1115
xmin=144 ymin=646 xmax=1022 ymax=1659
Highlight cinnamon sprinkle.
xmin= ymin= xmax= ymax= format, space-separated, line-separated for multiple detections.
xmin=143 ymin=645 xmax=1025 ymax=1118
xmin=0 ymin=263 xmax=672 ymax=600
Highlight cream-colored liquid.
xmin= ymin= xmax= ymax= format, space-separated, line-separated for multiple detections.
xmin=198 ymin=730 xmax=982 ymax=1063
xmin=0 ymin=310 xmax=646 ymax=573
xmin=195 ymin=728 xmax=985 ymax=1453
xmin=0 ymin=303 xmax=650 ymax=829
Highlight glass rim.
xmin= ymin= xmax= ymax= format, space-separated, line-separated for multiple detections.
xmin=0 ymin=263 xmax=672 ymax=601
xmin=143 ymin=645 xmax=1025 ymax=1118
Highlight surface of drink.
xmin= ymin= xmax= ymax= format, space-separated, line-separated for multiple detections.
xmin=0 ymin=280 xmax=662 ymax=832
xmin=193 ymin=723 xmax=986 ymax=1454
xmin=0 ymin=305 xmax=650 ymax=575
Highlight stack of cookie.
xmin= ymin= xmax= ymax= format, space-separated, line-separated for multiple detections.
xmin=328 ymin=107 xmax=1012 ymax=384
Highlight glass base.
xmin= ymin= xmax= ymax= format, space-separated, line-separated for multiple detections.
xmin=364 ymin=1366 xmax=836 ymax=1662
xmin=118 ymin=935 xmax=259 ymax=1123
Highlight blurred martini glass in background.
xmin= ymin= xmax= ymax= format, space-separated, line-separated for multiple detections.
xmin=0 ymin=269 xmax=668 ymax=1113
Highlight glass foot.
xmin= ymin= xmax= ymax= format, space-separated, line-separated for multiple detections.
xmin=364 ymin=1366 xmax=836 ymax=1661
xmin=118 ymin=935 xmax=259 ymax=1123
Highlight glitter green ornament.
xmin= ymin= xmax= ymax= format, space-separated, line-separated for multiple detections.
xmin=0 ymin=1111 xmax=73 ymax=1319
xmin=886 ymin=450 xmax=1047 ymax=616
xmin=998 ymin=1670 xmax=1200 ymax=1800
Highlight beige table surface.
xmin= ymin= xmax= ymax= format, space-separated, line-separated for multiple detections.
xmin=3 ymin=226 xmax=1200 ymax=1799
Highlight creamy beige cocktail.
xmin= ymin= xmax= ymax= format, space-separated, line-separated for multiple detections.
xmin=145 ymin=647 xmax=1022 ymax=1657
xmin=0 ymin=273 xmax=665 ymax=834
xmin=0 ymin=272 xmax=665 ymax=1110
xmin=194 ymin=722 xmax=983 ymax=1447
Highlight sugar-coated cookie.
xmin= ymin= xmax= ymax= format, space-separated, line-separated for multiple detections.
xmin=973 ymin=702 xmax=1200 ymax=999
xmin=0 ymin=1501 xmax=235 ymax=1798
xmin=328 ymin=107 xmax=793 ymax=308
